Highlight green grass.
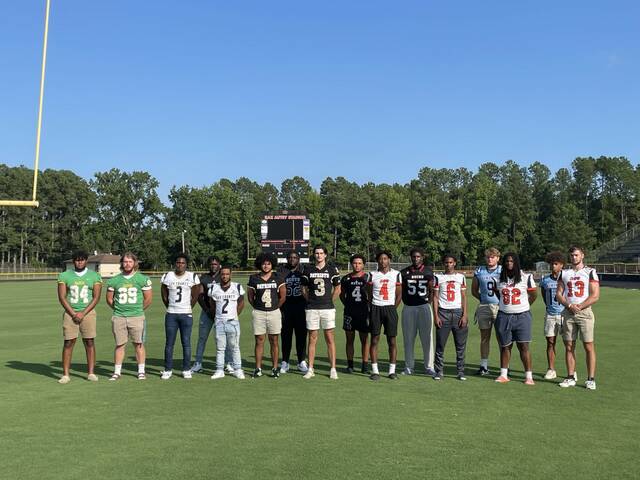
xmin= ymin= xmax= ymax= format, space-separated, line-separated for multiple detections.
xmin=0 ymin=279 xmax=637 ymax=479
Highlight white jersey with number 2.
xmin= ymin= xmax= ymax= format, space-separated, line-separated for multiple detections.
xmin=209 ymin=282 xmax=245 ymax=321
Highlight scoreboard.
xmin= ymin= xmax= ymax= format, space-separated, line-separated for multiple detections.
xmin=260 ymin=213 xmax=310 ymax=263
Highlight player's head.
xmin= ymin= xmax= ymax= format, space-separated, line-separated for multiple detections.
xmin=255 ymin=252 xmax=277 ymax=273
xmin=568 ymin=245 xmax=585 ymax=266
xmin=500 ymin=252 xmax=522 ymax=284
xmin=206 ymin=256 xmax=221 ymax=273
xmin=409 ymin=247 xmax=424 ymax=267
xmin=376 ymin=250 xmax=392 ymax=270
xmin=72 ymin=250 xmax=89 ymax=270
xmin=484 ymin=247 xmax=501 ymax=268
xmin=220 ymin=265 xmax=232 ymax=284
xmin=545 ymin=251 xmax=565 ymax=275
xmin=174 ymin=253 xmax=189 ymax=273
xmin=313 ymin=245 xmax=328 ymax=264
xmin=120 ymin=252 xmax=139 ymax=273
xmin=350 ymin=254 xmax=365 ymax=273
xmin=442 ymin=254 xmax=457 ymax=273
xmin=286 ymin=250 xmax=300 ymax=269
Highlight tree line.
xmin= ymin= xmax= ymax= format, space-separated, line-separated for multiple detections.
xmin=1 ymin=156 xmax=638 ymax=270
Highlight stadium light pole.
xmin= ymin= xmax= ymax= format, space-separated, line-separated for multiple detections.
xmin=181 ymin=230 xmax=187 ymax=252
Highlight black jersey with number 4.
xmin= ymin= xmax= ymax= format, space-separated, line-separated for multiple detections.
xmin=400 ymin=265 xmax=434 ymax=306
xmin=303 ymin=264 xmax=340 ymax=310
xmin=278 ymin=266 xmax=306 ymax=308
xmin=247 ymin=272 xmax=284 ymax=312
xmin=340 ymin=272 xmax=369 ymax=316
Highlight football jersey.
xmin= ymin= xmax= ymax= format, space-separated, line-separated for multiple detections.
xmin=539 ymin=274 xmax=564 ymax=315
xmin=474 ymin=265 xmax=501 ymax=305
xmin=209 ymin=282 xmax=245 ymax=321
xmin=496 ymin=271 xmax=536 ymax=314
xmin=369 ymin=269 xmax=401 ymax=307
xmin=303 ymin=264 xmax=341 ymax=310
xmin=434 ymin=272 xmax=466 ymax=309
xmin=248 ymin=272 xmax=284 ymax=312
xmin=559 ymin=267 xmax=599 ymax=305
xmin=161 ymin=271 xmax=200 ymax=314
xmin=107 ymin=272 xmax=152 ymax=317
xmin=278 ymin=266 xmax=306 ymax=307
xmin=340 ymin=272 xmax=369 ymax=315
xmin=200 ymin=270 xmax=221 ymax=309
xmin=400 ymin=265 xmax=434 ymax=306
xmin=57 ymin=269 xmax=102 ymax=312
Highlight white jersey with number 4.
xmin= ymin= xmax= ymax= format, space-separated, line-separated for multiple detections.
xmin=369 ymin=270 xmax=401 ymax=306
xmin=209 ymin=282 xmax=245 ymax=321
xmin=497 ymin=272 xmax=536 ymax=314
xmin=161 ymin=271 xmax=200 ymax=314
xmin=559 ymin=267 xmax=599 ymax=305
xmin=434 ymin=273 xmax=466 ymax=309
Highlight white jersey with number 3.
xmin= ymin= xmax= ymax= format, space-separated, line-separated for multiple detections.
xmin=369 ymin=270 xmax=401 ymax=306
xmin=559 ymin=267 xmax=598 ymax=305
xmin=497 ymin=272 xmax=536 ymax=314
xmin=209 ymin=282 xmax=245 ymax=321
xmin=161 ymin=271 xmax=200 ymax=314
xmin=434 ymin=273 xmax=466 ymax=309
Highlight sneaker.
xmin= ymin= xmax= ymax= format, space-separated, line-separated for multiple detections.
xmin=524 ymin=378 xmax=535 ymax=386
xmin=108 ymin=373 xmax=121 ymax=381
xmin=190 ymin=362 xmax=203 ymax=373
xmin=251 ymin=368 xmax=262 ymax=378
xmin=160 ymin=370 xmax=173 ymax=380
xmin=457 ymin=374 xmax=467 ymax=381
xmin=137 ymin=372 xmax=146 ymax=380
xmin=558 ymin=377 xmax=576 ymax=388
xmin=182 ymin=370 xmax=192 ymax=379
xmin=87 ymin=374 xmax=99 ymax=382
xmin=271 ymin=368 xmax=280 ymax=379
xmin=297 ymin=361 xmax=309 ymax=373
xmin=433 ymin=373 xmax=442 ymax=381
xmin=425 ymin=368 xmax=436 ymax=377
xmin=402 ymin=368 xmax=413 ymax=375
xmin=495 ymin=376 xmax=510 ymax=383
xmin=360 ymin=365 xmax=368 ymax=374
xmin=211 ymin=370 xmax=225 ymax=380
xmin=280 ymin=361 xmax=289 ymax=374
xmin=544 ymin=369 xmax=557 ymax=380
xmin=585 ymin=379 xmax=597 ymax=390
xmin=573 ymin=372 xmax=578 ymax=382
xmin=58 ymin=375 xmax=71 ymax=384
xmin=234 ymin=369 xmax=245 ymax=379
xmin=388 ymin=373 xmax=398 ymax=380
xmin=303 ymin=368 xmax=315 ymax=379
xmin=330 ymin=368 xmax=338 ymax=380
xmin=346 ymin=366 xmax=354 ymax=374
xmin=225 ymin=363 xmax=234 ymax=374
xmin=370 ymin=373 xmax=380 ymax=381
xmin=475 ymin=367 xmax=489 ymax=376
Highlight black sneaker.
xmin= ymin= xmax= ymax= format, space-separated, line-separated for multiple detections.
xmin=457 ymin=374 xmax=467 ymax=381
xmin=251 ymin=368 xmax=262 ymax=378
xmin=369 ymin=373 xmax=380 ymax=381
xmin=388 ymin=373 xmax=398 ymax=380
xmin=346 ymin=367 xmax=354 ymax=374
xmin=433 ymin=373 xmax=442 ymax=380
xmin=361 ymin=365 xmax=368 ymax=375
xmin=271 ymin=368 xmax=280 ymax=378
xmin=475 ymin=367 xmax=489 ymax=376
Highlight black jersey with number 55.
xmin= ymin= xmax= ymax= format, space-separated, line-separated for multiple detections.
xmin=247 ymin=272 xmax=284 ymax=312
xmin=400 ymin=265 xmax=434 ymax=306
xmin=303 ymin=264 xmax=340 ymax=310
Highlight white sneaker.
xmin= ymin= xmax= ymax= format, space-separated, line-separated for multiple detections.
xmin=190 ymin=362 xmax=203 ymax=373
xmin=330 ymin=368 xmax=338 ymax=380
xmin=234 ymin=369 xmax=245 ymax=379
xmin=211 ymin=370 xmax=225 ymax=380
xmin=182 ymin=370 xmax=192 ymax=379
xmin=573 ymin=372 xmax=578 ymax=382
xmin=280 ymin=361 xmax=290 ymax=373
xmin=58 ymin=375 xmax=70 ymax=384
xmin=544 ymin=369 xmax=557 ymax=380
xmin=298 ymin=360 xmax=309 ymax=373
xmin=160 ymin=370 xmax=173 ymax=380
xmin=558 ymin=377 xmax=577 ymax=388
xmin=225 ymin=363 xmax=234 ymax=374
xmin=585 ymin=379 xmax=597 ymax=390
xmin=402 ymin=367 xmax=413 ymax=375
xmin=303 ymin=368 xmax=315 ymax=379
xmin=87 ymin=374 xmax=99 ymax=382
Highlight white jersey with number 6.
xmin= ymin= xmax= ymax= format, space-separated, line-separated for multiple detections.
xmin=161 ymin=271 xmax=200 ymax=314
xmin=209 ymin=282 xmax=245 ymax=321
xmin=434 ymin=273 xmax=466 ymax=309
xmin=496 ymin=272 xmax=536 ymax=314
xmin=368 ymin=269 xmax=401 ymax=306
xmin=559 ymin=267 xmax=598 ymax=305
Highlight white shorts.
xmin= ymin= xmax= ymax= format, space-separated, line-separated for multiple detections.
xmin=544 ymin=313 xmax=563 ymax=338
xmin=251 ymin=309 xmax=282 ymax=335
xmin=305 ymin=309 xmax=336 ymax=330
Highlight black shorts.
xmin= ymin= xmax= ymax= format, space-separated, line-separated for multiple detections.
xmin=343 ymin=310 xmax=370 ymax=333
xmin=369 ymin=305 xmax=398 ymax=337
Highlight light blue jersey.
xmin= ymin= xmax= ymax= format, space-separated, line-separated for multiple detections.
xmin=539 ymin=274 xmax=564 ymax=315
xmin=474 ymin=265 xmax=501 ymax=305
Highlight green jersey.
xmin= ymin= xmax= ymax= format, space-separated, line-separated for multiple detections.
xmin=57 ymin=269 xmax=102 ymax=312
xmin=107 ymin=272 xmax=152 ymax=317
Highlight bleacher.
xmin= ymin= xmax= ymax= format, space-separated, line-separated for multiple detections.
xmin=595 ymin=225 xmax=640 ymax=263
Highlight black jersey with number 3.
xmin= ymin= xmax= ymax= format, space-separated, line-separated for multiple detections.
xmin=303 ymin=264 xmax=340 ymax=310
xmin=340 ymin=273 xmax=369 ymax=316
xmin=248 ymin=272 xmax=284 ymax=312
xmin=400 ymin=265 xmax=434 ymax=306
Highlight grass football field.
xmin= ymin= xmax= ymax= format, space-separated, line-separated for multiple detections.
xmin=0 ymin=279 xmax=637 ymax=479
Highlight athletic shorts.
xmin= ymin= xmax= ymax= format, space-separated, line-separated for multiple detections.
xmin=561 ymin=307 xmax=595 ymax=343
xmin=112 ymin=315 xmax=145 ymax=345
xmin=306 ymin=309 xmax=336 ymax=330
xmin=495 ymin=310 xmax=532 ymax=347
xmin=62 ymin=309 xmax=97 ymax=340
xmin=475 ymin=304 xmax=499 ymax=330
xmin=544 ymin=313 xmax=563 ymax=338
xmin=369 ymin=305 xmax=399 ymax=337
xmin=252 ymin=309 xmax=282 ymax=335
xmin=343 ymin=310 xmax=370 ymax=333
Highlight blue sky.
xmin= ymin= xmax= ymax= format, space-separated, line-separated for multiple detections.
xmin=1 ymin=1 xmax=638 ymax=200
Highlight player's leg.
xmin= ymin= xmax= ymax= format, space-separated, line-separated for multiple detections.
xmin=110 ymin=316 xmax=128 ymax=380
xmin=304 ymin=310 xmax=320 ymax=378
xmin=77 ymin=309 xmax=97 ymax=379
xmin=164 ymin=313 xmax=178 ymax=374
xmin=451 ymin=309 xmax=468 ymax=380
xmin=359 ymin=330 xmax=369 ymax=373
xmin=267 ymin=310 xmax=282 ymax=377
xmin=402 ymin=306 xmax=417 ymax=374
xmin=254 ymin=334 xmax=265 ymax=372
xmin=433 ymin=310 xmax=451 ymax=379
xmin=133 ymin=342 xmax=146 ymax=379
xmin=179 ymin=314 xmax=193 ymax=376
xmin=293 ymin=309 xmax=307 ymax=366
xmin=477 ymin=305 xmax=493 ymax=374
xmin=386 ymin=335 xmax=398 ymax=378
xmin=228 ymin=320 xmax=243 ymax=375
xmin=579 ymin=309 xmax=597 ymax=388
xmin=193 ymin=311 xmax=214 ymax=370
xmin=268 ymin=334 xmax=280 ymax=377
xmin=82 ymin=338 xmax=96 ymax=377
xmin=324 ymin=328 xmax=337 ymax=375
xmin=61 ymin=338 xmax=76 ymax=380
xmin=60 ymin=312 xmax=79 ymax=382
xmin=385 ymin=308 xmax=399 ymax=378
xmin=417 ymin=304 xmax=435 ymax=375
xmin=345 ymin=329 xmax=356 ymax=371
xmin=369 ymin=306 xmax=382 ymax=379
xmin=212 ymin=320 xmax=227 ymax=378
xmin=495 ymin=312 xmax=512 ymax=382
xmin=559 ymin=312 xmax=578 ymax=386
xmin=280 ymin=307 xmax=294 ymax=368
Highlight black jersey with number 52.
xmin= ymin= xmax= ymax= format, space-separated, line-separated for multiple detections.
xmin=247 ymin=272 xmax=284 ymax=312
xmin=303 ymin=264 xmax=340 ymax=310
xmin=400 ymin=265 xmax=434 ymax=306
xmin=278 ymin=266 xmax=306 ymax=307
xmin=340 ymin=272 xmax=369 ymax=316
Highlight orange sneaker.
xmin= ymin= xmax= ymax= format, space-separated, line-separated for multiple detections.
xmin=495 ymin=375 xmax=510 ymax=383
xmin=524 ymin=378 xmax=535 ymax=386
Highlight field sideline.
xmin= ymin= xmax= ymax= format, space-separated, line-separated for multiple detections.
xmin=0 ymin=280 xmax=636 ymax=479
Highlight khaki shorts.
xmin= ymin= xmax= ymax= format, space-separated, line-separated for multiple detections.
xmin=63 ymin=309 xmax=97 ymax=340
xmin=306 ymin=309 xmax=336 ymax=330
xmin=112 ymin=315 xmax=145 ymax=345
xmin=252 ymin=309 xmax=282 ymax=335
xmin=475 ymin=304 xmax=499 ymax=330
xmin=544 ymin=313 xmax=563 ymax=337
xmin=561 ymin=307 xmax=595 ymax=343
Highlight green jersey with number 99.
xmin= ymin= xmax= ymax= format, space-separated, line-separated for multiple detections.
xmin=107 ymin=272 xmax=152 ymax=317
xmin=58 ymin=269 xmax=102 ymax=312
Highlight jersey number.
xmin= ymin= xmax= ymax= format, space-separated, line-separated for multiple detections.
xmin=117 ymin=287 xmax=138 ymax=304
xmin=69 ymin=285 xmax=89 ymax=304
xmin=567 ymin=281 xmax=584 ymax=297
xmin=175 ymin=286 xmax=183 ymax=303
xmin=379 ymin=279 xmax=389 ymax=300
xmin=313 ymin=278 xmax=326 ymax=297
xmin=501 ymin=288 xmax=521 ymax=305
xmin=446 ymin=282 xmax=456 ymax=302
xmin=261 ymin=290 xmax=272 ymax=309
xmin=406 ymin=280 xmax=427 ymax=297
xmin=286 ymin=284 xmax=302 ymax=297
xmin=221 ymin=299 xmax=229 ymax=314
xmin=351 ymin=286 xmax=362 ymax=302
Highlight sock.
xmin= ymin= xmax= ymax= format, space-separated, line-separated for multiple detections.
xmin=500 ymin=368 xmax=508 ymax=378
xmin=138 ymin=363 xmax=145 ymax=374
xmin=389 ymin=363 xmax=396 ymax=375
xmin=348 ymin=360 xmax=354 ymax=368
xmin=587 ymin=376 xmax=594 ymax=381
xmin=525 ymin=371 xmax=533 ymax=380
xmin=480 ymin=358 xmax=488 ymax=369
xmin=114 ymin=364 xmax=122 ymax=375
xmin=371 ymin=363 xmax=379 ymax=374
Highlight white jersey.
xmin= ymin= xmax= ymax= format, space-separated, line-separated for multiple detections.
xmin=559 ymin=266 xmax=599 ymax=305
xmin=209 ymin=282 xmax=245 ymax=321
xmin=161 ymin=271 xmax=200 ymax=314
xmin=434 ymin=272 xmax=466 ymax=309
xmin=496 ymin=271 xmax=536 ymax=314
xmin=368 ymin=269 xmax=401 ymax=306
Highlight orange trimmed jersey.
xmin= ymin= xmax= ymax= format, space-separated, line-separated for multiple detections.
xmin=434 ymin=272 xmax=466 ymax=309
xmin=369 ymin=269 xmax=401 ymax=306
xmin=496 ymin=271 xmax=536 ymax=314
xmin=558 ymin=267 xmax=599 ymax=305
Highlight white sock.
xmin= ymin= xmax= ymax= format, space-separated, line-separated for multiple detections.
xmin=371 ymin=363 xmax=379 ymax=374
xmin=138 ymin=363 xmax=145 ymax=374
xmin=525 ymin=371 xmax=533 ymax=380
xmin=500 ymin=368 xmax=508 ymax=378
xmin=480 ymin=358 xmax=488 ymax=369
xmin=114 ymin=364 xmax=122 ymax=375
xmin=389 ymin=363 xmax=396 ymax=375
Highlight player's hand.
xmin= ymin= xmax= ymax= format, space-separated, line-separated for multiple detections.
xmin=75 ymin=311 xmax=86 ymax=322
xmin=459 ymin=316 xmax=468 ymax=328
xmin=435 ymin=316 xmax=442 ymax=328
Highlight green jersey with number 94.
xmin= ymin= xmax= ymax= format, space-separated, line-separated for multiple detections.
xmin=58 ymin=269 xmax=102 ymax=312
xmin=107 ymin=272 xmax=152 ymax=317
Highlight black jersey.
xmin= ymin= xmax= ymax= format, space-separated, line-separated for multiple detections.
xmin=247 ymin=272 xmax=284 ymax=312
xmin=302 ymin=264 xmax=340 ymax=310
xmin=340 ymin=272 xmax=369 ymax=316
xmin=400 ymin=265 xmax=434 ymax=306
xmin=278 ymin=266 xmax=306 ymax=307
xmin=200 ymin=270 xmax=221 ymax=309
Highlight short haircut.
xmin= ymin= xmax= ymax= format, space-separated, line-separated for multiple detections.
xmin=206 ymin=255 xmax=221 ymax=264
xmin=568 ymin=245 xmax=585 ymax=255
xmin=485 ymin=247 xmax=501 ymax=258
xmin=350 ymin=254 xmax=366 ymax=264
xmin=313 ymin=244 xmax=328 ymax=255
xmin=409 ymin=247 xmax=424 ymax=257
xmin=442 ymin=253 xmax=457 ymax=263
xmin=220 ymin=264 xmax=233 ymax=272
xmin=545 ymin=251 xmax=565 ymax=264
xmin=174 ymin=252 xmax=189 ymax=263
xmin=499 ymin=252 xmax=522 ymax=284
xmin=287 ymin=250 xmax=299 ymax=258
xmin=375 ymin=250 xmax=392 ymax=261
xmin=254 ymin=252 xmax=278 ymax=270
xmin=72 ymin=250 xmax=89 ymax=261
xmin=120 ymin=252 xmax=139 ymax=270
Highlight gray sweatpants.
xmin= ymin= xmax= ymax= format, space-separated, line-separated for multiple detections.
xmin=434 ymin=308 xmax=468 ymax=376
xmin=402 ymin=304 xmax=434 ymax=371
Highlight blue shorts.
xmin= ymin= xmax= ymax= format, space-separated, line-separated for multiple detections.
xmin=495 ymin=311 xmax=532 ymax=346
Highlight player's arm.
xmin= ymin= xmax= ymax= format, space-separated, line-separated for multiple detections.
xmin=197 ymin=284 xmax=208 ymax=311
xmin=237 ymin=295 xmax=245 ymax=316
xmin=277 ymin=284 xmax=287 ymax=308
xmin=190 ymin=284 xmax=200 ymax=308
xmin=332 ymin=283 xmax=341 ymax=302
xmin=106 ymin=288 xmax=115 ymax=309
xmin=142 ymin=289 xmax=152 ymax=310
xmin=339 ymin=280 xmax=346 ymax=305
xmin=394 ymin=282 xmax=402 ymax=308
xmin=527 ymin=275 xmax=537 ymax=305
xmin=78 ymin=282 xmax=102 ymax=321
xmin=160 ymin=284 xmax=169 ymax=308
xmin=247 ymin=287 xmax=255 ymax=307
xmin=540 ymin=284 xmax=547 ymax=306
xmin=302 ymin=285 xmax=309 ymax=301
xmin=459 ymin=285 xmax=468 ymax=327
xmin=555 ymin=276 xmax=570 ymax=309
xmin=432 ymin=288 xmax=441 ymax=327
xmin=579 ymin=280 xmax=600 ymax=309
xmin=471 ymin=276 xmax=480 ymax=301
xmin=57 ymin=283 xmax=76 ymax=318
xmin=490 ymin=279 xmax=500 ymax=301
